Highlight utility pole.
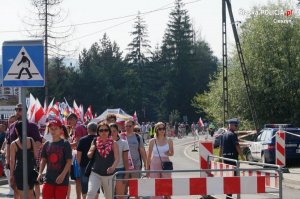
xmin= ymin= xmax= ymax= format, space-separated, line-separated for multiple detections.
xmin=222 ymin=0 xmax=259 ymax=130
xmin=44 ymin=0 xmax=49 ymax=104
xmin=222 ymin=0 xmax=228 ymax=126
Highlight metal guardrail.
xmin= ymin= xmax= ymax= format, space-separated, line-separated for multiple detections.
xmin=207 ymin=155 xmax=283 ymax=199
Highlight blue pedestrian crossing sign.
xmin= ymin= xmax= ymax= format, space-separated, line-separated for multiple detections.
xmin=2 ymin=40 xmax=44 ymax=87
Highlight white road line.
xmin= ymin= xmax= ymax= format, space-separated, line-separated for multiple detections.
xmin=183 ymin=144 xmax=199 ymax=163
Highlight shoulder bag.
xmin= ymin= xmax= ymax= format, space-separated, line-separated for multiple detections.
xmin=84 ymin=139 xmax=97 ymax=177
xmin=154 ymin=139 xmax=173 ymax=170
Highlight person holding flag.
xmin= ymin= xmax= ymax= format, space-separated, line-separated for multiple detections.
xmin=198 ymin=117 xmax=204 ymax=133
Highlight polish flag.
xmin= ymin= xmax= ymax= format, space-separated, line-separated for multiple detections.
xmin=73 ymin=100 xmax=81 ymax=119
xmin=133 ymin=111 xmax=138 ymax=122
xmin=45 ymin=98 xmax=55 ymax=117
xmin=43 ymin=99 xmax=47 ymax=115
xmin=84 ymin=106 xmax=93 ymax=122
xmin=32 ymin=98 xmax=45 ymax=123
xmin=48 ymin=102 xmax=60 ymax=117
xmin=198 ymin=117 xmax=204 ymax=127
xmin=27 ymin=94 xmax=36 ymax=121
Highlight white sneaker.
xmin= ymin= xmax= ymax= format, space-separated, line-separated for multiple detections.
xmin=7 ymin=189 xmax=14 ymax=196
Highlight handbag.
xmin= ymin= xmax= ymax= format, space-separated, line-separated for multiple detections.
xmin=32 ymin=168 xmax=39 ymax=180
xmin=154 ymin=139 xmax=173 ymax=170
xmin=84 ymin=139 xmax=97 ymax=177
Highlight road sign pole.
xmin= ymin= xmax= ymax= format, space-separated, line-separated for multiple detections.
xmin=21 ymin=88 xmax=28 ymax=199
xmin=2 ymin=40 xmax=44 ymax=198
xmin=18 ymin=87 xmax=22 ymax=103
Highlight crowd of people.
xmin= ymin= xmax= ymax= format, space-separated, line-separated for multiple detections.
xmin=0 ymin=104 xmax=175 ymax=199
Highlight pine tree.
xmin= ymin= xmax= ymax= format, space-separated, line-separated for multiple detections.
xmin=126 ymin=12 xmax=151 ymax=67
xmin=160 ymin=0 xmax=194 ymax=120
xmin=125 ymin=12 xmax=152 ymax=120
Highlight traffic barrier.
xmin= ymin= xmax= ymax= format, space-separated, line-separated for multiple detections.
xmin=207 ymin=154 xmax=282 ymax=198
xmin=241 ymin=170 xmax=279 ymax=189
xmin=127 ymin=176 xmax=266 ymax=197
xmin=112 ymin=168 xmax=282 ymax=199
xmin=199 ymin=140 xmax=213 ymax=177
xmin=210 ymin=160 xmax=235 ymax=177
xmin=276 ymin=130 xmax=286 ymax=167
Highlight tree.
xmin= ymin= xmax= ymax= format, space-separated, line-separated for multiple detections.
xmin=160 ymin=0 xmax=218 ymax=121
xmin=126 ymin=12 xmax=151 ymax=66
xmin=28 ymin=0 xmax=73 ymax=102
xmin=160 ymin=0 xmax=194 ymax=119
xmin=125 ymin=12 xmax=151 ymax=120
xmin=76 ymin=34 xmax=126 ymax=112
xmin=193 ymin=2 xmax=300 ymax=128
xmin=169 ymin=109 xmax=181 ymax=125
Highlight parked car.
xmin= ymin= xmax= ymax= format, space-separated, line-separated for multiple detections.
xmin=213 ymin=128 xmax=226 ymax=148
xmin=243 ymin=124 xmax=300 ymax=164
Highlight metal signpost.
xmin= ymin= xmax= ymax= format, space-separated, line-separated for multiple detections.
xmin=2 ymin=40 xmax=44 ymax=198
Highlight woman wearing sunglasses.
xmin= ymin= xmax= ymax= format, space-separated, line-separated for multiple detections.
xmin=86 ymin=122 xmax=119 ymax=199
xmin=146 ymin=122 xmax=174 ymax=199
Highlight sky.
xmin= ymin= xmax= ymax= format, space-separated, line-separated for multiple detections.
xmin=0 ymin=0 xmax=298 ymax=62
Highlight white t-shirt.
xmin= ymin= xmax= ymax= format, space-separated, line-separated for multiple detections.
xmin=116 ymin=138 xmax=130 ymax=168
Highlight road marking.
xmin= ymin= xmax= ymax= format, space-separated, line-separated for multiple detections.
xmin=184 ymin=144 xmax=199 ymax=163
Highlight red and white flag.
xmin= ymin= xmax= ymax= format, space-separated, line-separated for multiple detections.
xmin=27 ymin=94 xmax=36 ymax=121
xmin=32 ymin=98 xmax=45 ymax=123
xmin=84 ymin=106 xmax=93 ymax=122
xmin=45 ymin=98 xmax=55 ymax=117
xmin=73 ymin=100 xmax=81 ymax=119
xmin=198 ymin=117 xmax=204 ymax=127
xmin=48 ymin=102 xmax=60 ymax=117
xmin=133 ymin=111 xmax=138 ymax=122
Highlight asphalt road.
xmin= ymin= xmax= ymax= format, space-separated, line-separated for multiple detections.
xmin=1 ymin=135 xmax=299 ymax=199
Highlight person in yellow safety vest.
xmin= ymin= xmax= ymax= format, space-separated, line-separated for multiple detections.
xmin=149 ymin=123 xmax=155 ymax=138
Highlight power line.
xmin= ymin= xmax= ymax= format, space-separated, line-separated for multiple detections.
xmin=62 ymin=18 xmax=136 ymax=44
xmin=59 ymin=0 xmax=203 ymax=44
xmin=0 ymin=0 xmax=201 ymax=33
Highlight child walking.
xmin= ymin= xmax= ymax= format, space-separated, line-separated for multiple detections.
xmin=37 ymin=118 xmax=72 ymax=199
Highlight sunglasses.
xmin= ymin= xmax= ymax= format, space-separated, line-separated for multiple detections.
xmin=134 ymin=129 xmax=140 ymax=132
xmin=98 ymin=129 xmax=109 ymax=133
xmin=15 ymin=108 xmax=22 ymax=112
xmin=157 ymin=128 xmax=165 ymax=131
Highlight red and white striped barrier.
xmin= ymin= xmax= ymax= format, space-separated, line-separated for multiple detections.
xmin=128 ymin=176 xmax=266 ymax=197
xmin=210 ymin=161 xmax=235 ymax=177
xmin=199 ymin=141 xmax=213 ymax=177
xmin=276 ymin=130 xmax=286 ymax=167
xmin=241 ymin=170 xmax=279 ymax=189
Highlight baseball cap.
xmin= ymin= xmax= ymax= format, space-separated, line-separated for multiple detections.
xmin=227 ymin=118 xmax=240 ymax=125
xmin=47 ymin=118 xmax=63 ymax=127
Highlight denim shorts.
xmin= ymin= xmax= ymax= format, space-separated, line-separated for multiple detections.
xmin=115 ymin=168 xmax=125 ymax=179
xmin=79 ymin=166 xmax=89 ymax=194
